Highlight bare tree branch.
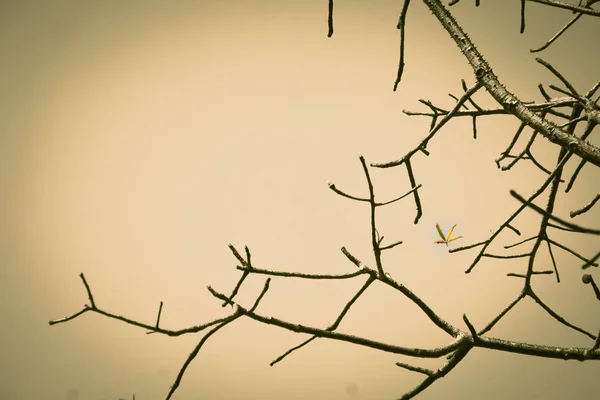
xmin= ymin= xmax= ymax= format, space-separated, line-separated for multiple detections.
xmin=422 ymin=0 xmax=600 ymax=167
xmin=49 ymin=2 xmax=600 ymax=399
xmin=528 ymin=0 xmax=600 ymax=16
xmin=510 ymin=190 xmax=600 ymax=235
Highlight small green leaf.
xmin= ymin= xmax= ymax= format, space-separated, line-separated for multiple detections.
xmin=447 ymin=236 xmax=463 ymax=243
xmin=435 ymin=223 xmax=446 ymax=241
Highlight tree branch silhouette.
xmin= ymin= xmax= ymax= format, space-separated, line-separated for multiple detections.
xmin=50 ymin=1 xmax=599 ymax=399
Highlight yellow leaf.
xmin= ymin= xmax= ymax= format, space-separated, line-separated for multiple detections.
xmin=446 ymin=224 xmax=457 ymax=240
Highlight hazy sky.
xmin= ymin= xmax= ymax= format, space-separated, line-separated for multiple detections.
xmin=1 ymin=1 xmax=599 ymax=399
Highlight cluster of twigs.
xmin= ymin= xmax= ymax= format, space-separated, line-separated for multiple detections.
xmin=50 ymin=1 xmax=599 ymax=399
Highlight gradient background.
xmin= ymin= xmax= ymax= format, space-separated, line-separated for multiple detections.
xmin=2 ymin=1 xmax=599 ymax=399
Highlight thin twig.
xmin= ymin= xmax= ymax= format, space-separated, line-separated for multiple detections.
xmin=394 ymin=0 xmax=412 ymax=91
xmin=571 ymin=193 xmax=600 ymax=217
xmin=530 ymin=13 xmax=582 ymax=52
xmin=527 ymin=0 xmax=600 ymax=16
xmin=510 ymin=190 xmax=600 ymax=234
xmin=327 ymin=0 xmax=334 ymax=37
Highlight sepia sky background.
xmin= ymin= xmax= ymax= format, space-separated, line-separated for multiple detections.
xmin=1 ymin=1 xmax=599 ymax=399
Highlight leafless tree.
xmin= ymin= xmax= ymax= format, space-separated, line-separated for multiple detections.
xmin=50 ymin=1 xmax=600 ymax=399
